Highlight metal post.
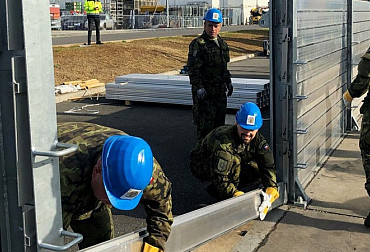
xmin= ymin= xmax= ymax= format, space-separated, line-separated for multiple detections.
xmin=345 ymin=0 xmax=353 ymax=131
xmin=166 ymin=0 xmax=169 ymax=28
xmin=271 ymin=0 xmax=291 ymax=204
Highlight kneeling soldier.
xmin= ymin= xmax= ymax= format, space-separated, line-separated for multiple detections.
xmin=190 ymin=102 xmax=279 ymax=219
xmin=58 ymin=122 xmax=173 ymax=251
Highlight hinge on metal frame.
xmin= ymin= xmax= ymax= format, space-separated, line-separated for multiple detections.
xmin=278 ymin=31 xmax=291 ymax=43
xmin=11 ymin=56 xmax=27 ymax=94
xmin=23 ymin=205 xmax=37 ymax=248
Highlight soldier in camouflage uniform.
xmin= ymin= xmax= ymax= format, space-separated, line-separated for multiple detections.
xmin=58 ymin=122 xmax=173 ymax=251
xmin=190 ymin=103 xmax=278 ymax=203
xmin=343 ymin=46 xmax=370 ymax=227
xmin=187 ymin=8 xmax=233 ymax=140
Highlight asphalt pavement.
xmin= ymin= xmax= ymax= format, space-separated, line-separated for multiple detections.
xmin=52 ymin=25 xmax=262 ymax=45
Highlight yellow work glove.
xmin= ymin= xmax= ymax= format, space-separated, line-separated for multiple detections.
xmin=258 ymin=187 xmax=279 ymax=220
xmin=143 ymin=242 xmax=163 ymax=252
xmin=343 ymin=90 xmax=353 ymax=109
xmin=233 ymin=191 xmax=244 ymax=197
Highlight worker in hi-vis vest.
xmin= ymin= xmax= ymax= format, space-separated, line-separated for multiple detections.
xmin=84 ymin=0 xmax=103 ymax=45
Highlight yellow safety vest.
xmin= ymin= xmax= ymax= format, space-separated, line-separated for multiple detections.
xmin=84 ymin=0 xmax=102 ymax=15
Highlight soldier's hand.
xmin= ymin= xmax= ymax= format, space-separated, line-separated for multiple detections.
xmin=343 ymin=90 xmax=352 ymax=109
xmin=225 ymin=82 xmax=233 ymax=97
xmin=143 ymin=242 xmax=163 ymax=252
xmin=197 ymin=88 xmax=206 ymax=100
xmin=258 ymin=187 xmax=279 ymax=220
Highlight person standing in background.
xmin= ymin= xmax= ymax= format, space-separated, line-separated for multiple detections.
xmin=84 ymin=0 xmax=103 ymax=45
xmin=187 ymin=8 xmax=233 ymax=140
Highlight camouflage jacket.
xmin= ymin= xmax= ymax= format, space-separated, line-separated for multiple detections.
xmin=348 ymin=47 xmax=370 ymax=114
xmin=187 ymin=31 xmax=231 ymax=97
xmin=58 ymin=122 xmax=173 ymax=250
xmin=190 ymin=125 xmax=277 ymax=199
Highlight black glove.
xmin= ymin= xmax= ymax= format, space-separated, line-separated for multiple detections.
xmin=197 ymin=88 xmax=206 ymax=100
xmin=225 ymin=82 xmax=233 ymax=97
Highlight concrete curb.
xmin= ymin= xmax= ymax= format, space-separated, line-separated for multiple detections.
xmin=162 ymin=52 xmax=260 ymax=76
xmin=231 ymin=205 xmax=289 ymax=252
xmin=229 ymin=52 xmax=261 ymax=63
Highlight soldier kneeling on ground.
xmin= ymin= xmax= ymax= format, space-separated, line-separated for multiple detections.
xmin=58 ymin=122 xmax=173 ymax=252
xmin=190 ymin=102 xmax=279 ymax=220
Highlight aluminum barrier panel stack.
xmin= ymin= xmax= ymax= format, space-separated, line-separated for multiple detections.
xmin=106 ymin=74 xmax=270 ymax=109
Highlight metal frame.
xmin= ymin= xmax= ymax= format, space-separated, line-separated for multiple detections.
xmin=271 ymin=0 xmax=293 ymax=205
xmin=0 ymin=0 xmax=81 ymax=251
xmin=345 ymin=0 xmax=353 ymax=131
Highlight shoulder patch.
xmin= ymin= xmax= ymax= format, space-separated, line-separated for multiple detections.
xmin=258 ymin=139 xmax=269 ymax=151
xmin=217 ymin=159 xmax=228 ymax=172
xmin=199 ymin=38 xmax=205 ymax=44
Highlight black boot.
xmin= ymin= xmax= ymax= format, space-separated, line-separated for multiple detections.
xmin=365 ymin=212 xmax=370 ymax=227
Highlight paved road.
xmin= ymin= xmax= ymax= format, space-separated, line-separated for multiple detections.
xmin=52 ymin=25 xmax=262 ymax=45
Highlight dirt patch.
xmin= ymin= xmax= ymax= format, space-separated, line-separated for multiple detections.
xmin=53 ymin=29 xmax=268 ymax=85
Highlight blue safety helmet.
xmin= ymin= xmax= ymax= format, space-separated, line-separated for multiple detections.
xmin=102 ymin=135 xmax=153 ymax=210
xmin=235 ymin=102 xmax=263 ymax=130
xmin=203 ymin=8 xmax=223 ymax=23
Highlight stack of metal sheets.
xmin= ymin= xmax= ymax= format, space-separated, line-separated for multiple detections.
xmin=106 ymin=74 xmax=270 ymax=109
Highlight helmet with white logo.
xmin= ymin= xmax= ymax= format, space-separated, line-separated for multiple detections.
xmin=102 ymin=135 xmax=153 ymax=210
xmin=235 ymin=102 xmax=263 ymax=130
xmin=203 ymin=8 xmax=223 ymax=23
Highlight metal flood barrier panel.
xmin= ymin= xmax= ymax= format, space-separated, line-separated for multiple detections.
xmin=293 ymin=0 xmax=348 ymax=186
xmin=272 ymin=0 xmax=370 ymax=204
xmin=80 ymin=189 xmax=264 ymax=252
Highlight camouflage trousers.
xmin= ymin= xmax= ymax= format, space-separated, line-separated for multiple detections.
xmin=360 ymin=112 xmax=370 ymax=197
xmin=69 ymin=204 xmax=114 ymax=249
xmin=192 ymin=94 xmax=227 ymax=140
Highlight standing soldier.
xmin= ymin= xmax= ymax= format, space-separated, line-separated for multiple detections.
xmin=58 ymin=122 xmax=173 ymax=251
xmin=342 ymin=46 xmax=370 ymax=227
xmin=84 ymin=0 xmax=103 ymax=45
xmin=187 ymin=8 xmax=233 ymax=140
xmin=190 ymin=102 xmax=279 ymax=220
